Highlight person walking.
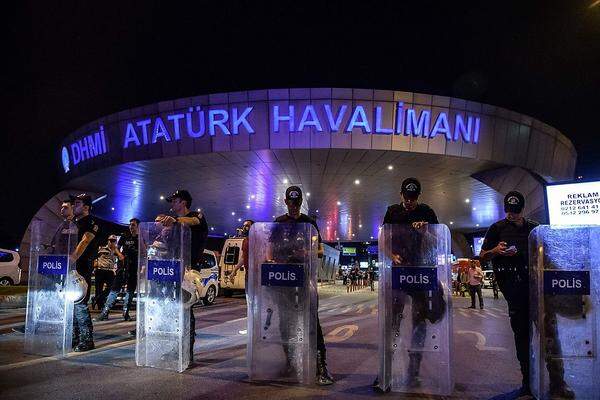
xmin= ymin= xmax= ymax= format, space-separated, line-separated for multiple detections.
xmin=467 ymin=260 xmax=484 ymax=309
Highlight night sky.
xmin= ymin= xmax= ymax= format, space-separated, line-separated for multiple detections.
xmin=4 ymin=1 xmax=600 ymax=248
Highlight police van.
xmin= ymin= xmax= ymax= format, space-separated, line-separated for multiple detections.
xmin=218 ymin=238 xmax=340 ymax=295
xmin=218 ymin=237 xmax=245 ymax=297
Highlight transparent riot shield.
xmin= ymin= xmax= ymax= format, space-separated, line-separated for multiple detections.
xmin=377 ymin=223 xmax=453 ymax=395
xmin=136 ymin=222 xmax=191 ymax=372
xmin=247 ymin=222 xmax=318 ymax=384
xmin=24 ymin=220 xmax=78 ymax=356
xmin=529 ymin=225 xmax=600 ymax=399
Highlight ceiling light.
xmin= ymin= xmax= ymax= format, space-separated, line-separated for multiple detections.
xmin=111 ymin=207 xmax=115 ymax=211
xmin=476 ymin=224 xmax=480 ymax=227
xmin=472 ymin=207 xmax=476 ymax=211
xmin=316 ymin=209 xmax=319 ymax=213
xmin=306 ymin=192 xmax=311 ymax=196
xmin=160 ymin=195 xmax=165 ymax=200
xmin=231 ymin=212 xmax=235 ymax=216
xmin=359 ymin=224 xmax=362 ymax=228
xmin=449 ymin=221 xmax=454 ymax=225
xmin=337 ymin=201 xmax=341 ymax=206
xmin=246 ymin=205 xmax=250 ymax=209
xmin=132 ymin=180 xmax=137 ymax=184
xmin=283 ymin=178 xmax=288 ymax=184
xmin=465 ymin=198 xmax=470 ymax=203
xmin=250 ymin=194 xmax=255 ymax=199
xmin=354 ymin=179 xmax=360 ymax=185
xmin=210 ymin=227 xmax=214 ymax=231
xmin=336 ymin=237 xmax=340 ymax=240
xmin=370 ymin=236 xmax=374 ymax=240
xmin=387 ymin=165 xmax=394 ymax=170
xmin=238 ymin=218 xmax=242 ymax=222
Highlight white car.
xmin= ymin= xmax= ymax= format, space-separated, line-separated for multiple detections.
xmin=190 ymin=250 xmax=220 ymax=305
xmin=0 ymin=248 xmax=22 ymax=286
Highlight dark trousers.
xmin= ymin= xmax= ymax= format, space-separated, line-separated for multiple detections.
xmin=469 ymin=284 xmax=484 ymax=308
xmin=104 ymin=266 xmax=137 ymax=313
xmin=73 ymin=267 xmax=93 ymax=344
xmin=496 ymin=272 xmax=530 ymax=384
xmin=190 ymin=308 xmax=195 ymax=361
xmin=94 ymin=269 xmax=114 ymax=309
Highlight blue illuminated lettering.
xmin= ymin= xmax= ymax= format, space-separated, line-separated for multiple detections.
xmin=208 ymin=109 xmax=230 ymax=136
xmin=395 ymin=102 xmax=404 ymax=134
xmin=346 ymin=105 xmax=371 ymax=133
xmin=273 ymin=105 xmax=295 ymax=132
xmin=232 ymin=107 xmax=254 ymax=135
xmin=324 ymin=104 xmax=347 ymax=132
xmin=69 ymin=126 xmax=108 ymax=166
xmin=136 ymin=119 xmax=151 ymax=145
xmin=454 ymin=114 xmax=478 ymax=143
xmin=405 ymin=109 xmax=431 ymax=137
xmin=167 ymin=113 xmax=184 ymax=140
xmin=374 ymin=106 xmax=393 ymax=134
xmin=124 ymin=123 xmax=141 ymax=148
xmin=297 ymin=105 xmax=323 ymax=132
xmin=186 ymin=106 xmax=205 ymax=138
xmin=430 ymin=113 xmax=452 ymax=140
xmin=152 ymin=117 xmax=171 ymax=143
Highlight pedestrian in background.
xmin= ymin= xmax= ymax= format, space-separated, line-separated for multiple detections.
xmin=467 ymin=260 xmax=484 ymax=309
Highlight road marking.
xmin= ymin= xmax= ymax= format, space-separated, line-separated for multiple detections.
xmin=456 ymin=330 xmax=507 ymax=352
xmin=0 ymin=339 xmax=135 ymax=371
xmin=324 ymin=325 xmax=358 ymax=343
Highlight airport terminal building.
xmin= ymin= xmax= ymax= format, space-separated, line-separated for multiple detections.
xmin=21 ymin=88 xmax=577 ymax=261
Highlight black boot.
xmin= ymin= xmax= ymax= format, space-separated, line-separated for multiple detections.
xmin=549 ymin=382 xmax=575 ymax=399
xmin=74 ymin=331 xmax=94 ymax=352
xmin=123 ymin=308 xmax=131 ymax=321
xmin=316 ymin=350 xmax=334 ymax=385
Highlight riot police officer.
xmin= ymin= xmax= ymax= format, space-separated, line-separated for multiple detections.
xmin=155 ymin=189 xmax=208 ymax=364
xmin=480 ymin=191 xmax=574 ymax=398
xmin=271 ymin=186 xmax=334 ymax=386
xmin=373 ymin=177 xmax=442 ymax=391
xmin=69 ymin=193 xmax=106 ymax=352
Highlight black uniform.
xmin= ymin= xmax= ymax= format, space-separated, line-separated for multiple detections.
xmin=380 ymin=202 xmax=442 ymax=387
xmin=101 ymin=231 xmax=139 ymax=316
xmin=271 ymin=213 xmax=327 ymax=369
xmin=481 ymin=218 xmax=538 ymax=387
xmin=185 ymin=210 xmax=208 ymax=361
xmin=73 ymin=214 xmax=105 ymax=344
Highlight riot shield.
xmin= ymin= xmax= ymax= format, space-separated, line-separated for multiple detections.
xmin=247 ymin=222 xmax=318 ymax=384
xmin=24 ymin=220 xmax=78 ymax=356
xmin=136 ymin=222 xmax=191 ymax=372
xmin=529 ymin=225 xmax=599 ymax=399
xmin=377 ymin=223 xmax=453 ymax=395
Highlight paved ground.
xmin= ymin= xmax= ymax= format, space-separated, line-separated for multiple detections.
xmin=0 ymin=284 xmax=528 ymax=400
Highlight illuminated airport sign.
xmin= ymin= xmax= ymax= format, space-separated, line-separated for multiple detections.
xmin=61 ymin=100 xmax=482 ymax=173
xmin=546 ymin=180 xmax=600 ymax=225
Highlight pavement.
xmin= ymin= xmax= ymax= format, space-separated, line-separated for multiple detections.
xmin=0 ymin=284 xmax=529 ymax=400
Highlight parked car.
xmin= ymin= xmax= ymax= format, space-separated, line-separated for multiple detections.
xmin=0 ymin=248 xmax=22 ymax=286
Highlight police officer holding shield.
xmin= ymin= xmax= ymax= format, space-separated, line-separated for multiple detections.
xmin=373 ymin=177 xmax=442 ymax=391
xmin=271 ymin=186 xmax=334 ymax=386
xmin=69 ymin=193 xmax=106 ymax=352
xmin=480 ymin=191 xmax=574 ymax=398
xmin=155 ymin=189 xmax=208 ymax=363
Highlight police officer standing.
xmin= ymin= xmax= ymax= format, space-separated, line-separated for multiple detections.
xmin=273 ymin=186 xmax=334 ymax=386
xmin=155 ymin=190 xmax=208 ymax=364
xmin=373 ymin=177 xmax=441 ymax=391
xmin=97 ymin=218 xmax=140 ymax=321
xmin=480 ymin=191 xmax=574 ymax=398
xmin=69 ymin=193 xmax=105 ymax=352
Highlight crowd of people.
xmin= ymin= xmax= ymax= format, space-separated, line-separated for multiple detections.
xmin=341 ymin=263 xmax=376 ymax=292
